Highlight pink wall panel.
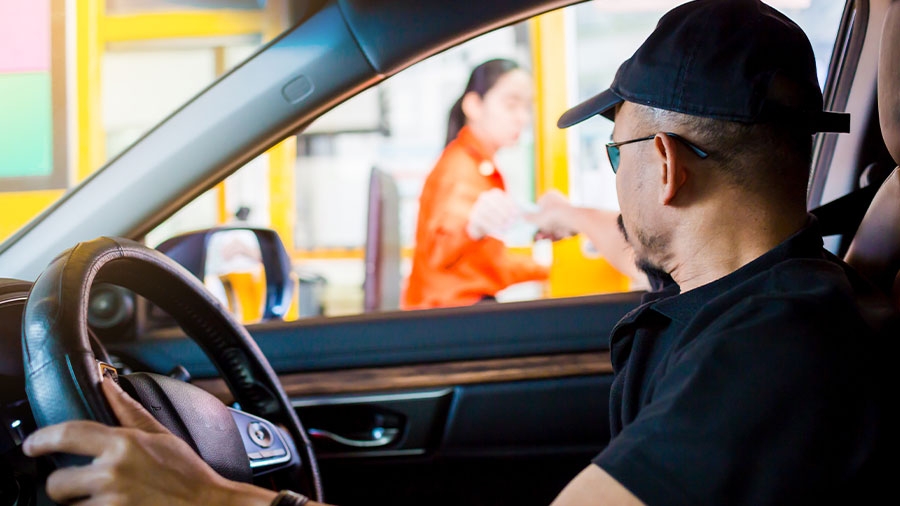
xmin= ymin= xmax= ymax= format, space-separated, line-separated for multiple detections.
xmin=0 ymin=0 xmax=50 ymax=73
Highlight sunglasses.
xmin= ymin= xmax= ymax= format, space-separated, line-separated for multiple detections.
xmin=605 ymin=132 xmax=709 ymax=173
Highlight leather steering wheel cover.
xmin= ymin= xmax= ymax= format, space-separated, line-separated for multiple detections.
xmin=22 ymin=236 xmax=322 ymax=500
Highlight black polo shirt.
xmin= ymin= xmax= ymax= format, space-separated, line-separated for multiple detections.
xmin=593 ymin=218 xmax=891 ymax=505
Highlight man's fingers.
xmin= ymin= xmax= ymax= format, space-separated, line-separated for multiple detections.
xmin=45 ymin=464 xmax=110 ymax=504
xmin=23 ymin=421 xmax=115 ymax=458
xmin=101 ymin=380 xmax=170 ymax=435
xmin=23 ymin=382 xmax=169 ymax=459
xmin=538 ymin=189 xmax=568 ymax=208
xmin=67 ymin=499 xmax=112 ymax=506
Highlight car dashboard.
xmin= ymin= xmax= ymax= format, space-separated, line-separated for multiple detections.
xmin=0 ymin=279 xmax=38 ymax=506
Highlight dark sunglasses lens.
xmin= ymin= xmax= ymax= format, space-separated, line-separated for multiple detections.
xmin=606 ymin=145 xmax=620 ymax=173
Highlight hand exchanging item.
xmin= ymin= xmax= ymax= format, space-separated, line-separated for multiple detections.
xmin=466 ymin=188 xmax=521 ymax=240
xmin=525 ymin=190 xmax=578 ymax=241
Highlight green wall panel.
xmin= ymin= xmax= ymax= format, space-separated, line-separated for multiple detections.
xmin=0 ymin=73 xmax=52 ymax=178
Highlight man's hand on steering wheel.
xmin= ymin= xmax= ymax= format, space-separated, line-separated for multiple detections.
xmin=24 ymin=379 xmax=281 ymax=506
xmin=21 ymin=237 xmax=325 ymax=505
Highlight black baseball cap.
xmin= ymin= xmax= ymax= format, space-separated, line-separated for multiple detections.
xmin=558 ymin=0 xmax=850 ymax=133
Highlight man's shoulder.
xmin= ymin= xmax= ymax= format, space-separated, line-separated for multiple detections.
xmin=729 ymin=254 xmax=875 ymax=309
xmin=759 ymin=255 xmax=897 ymax=327
xmin=692 ymin=254 xmax=897 ymax=352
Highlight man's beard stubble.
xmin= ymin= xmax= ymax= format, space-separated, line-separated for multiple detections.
xmin=617 ymin=213 xmax=670 ymax=281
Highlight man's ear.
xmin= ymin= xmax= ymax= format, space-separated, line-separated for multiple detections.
xmin=653 ymin=133 xmax=688 ymax=206
xmin=461 ymin=91 xmax=482 ymax=123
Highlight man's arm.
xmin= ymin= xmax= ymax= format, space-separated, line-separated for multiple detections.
xmin=551 ymin=464 xmax=645 ymax=506
xmin=527 ymin=191 xmax=648 ymax=288
xmin=24 ymin=380 xmax=330 ymax=506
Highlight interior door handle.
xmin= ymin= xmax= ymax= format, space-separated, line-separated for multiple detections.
xmin=307 ymin=427 xmax=400 ymax=448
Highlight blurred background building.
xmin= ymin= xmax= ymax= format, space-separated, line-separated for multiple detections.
xmin=0 ymin=0 xmax=843 ymax=318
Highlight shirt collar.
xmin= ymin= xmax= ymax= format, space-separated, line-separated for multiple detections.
xmin=651 ymin=215 xmax=825 ymax=323
xmin=456 ymin=126 xmax=495 ymax=162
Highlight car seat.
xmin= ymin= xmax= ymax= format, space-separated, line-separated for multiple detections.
xmin=843 ymin=1 xmax=900 ymax=308
xmin=362 ymin=166 xmax=401 ymax=312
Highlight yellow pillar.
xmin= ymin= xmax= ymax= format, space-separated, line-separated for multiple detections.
xmin=75 ymin=0 xmax=105 ymax=182
xmin=102 ymin=11 xmax=264 ymax=42
xmin=530 ymin=11 xmax=569 ymax=199
xmin=0 ymin=190 xmax=66 ymax=241
xmin=530 ymin=11 xmax=628 ymax=297
xmin=267 ymin=139 xmax=297 ymax=250
xmin=213 ymin=46 xmax=230 ymax=225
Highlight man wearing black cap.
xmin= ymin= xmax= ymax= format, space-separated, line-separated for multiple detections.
xmin=23 ymin=1 xmax=891 ymax=505
xmin=549 ymin=0 xmax=890 ymax=504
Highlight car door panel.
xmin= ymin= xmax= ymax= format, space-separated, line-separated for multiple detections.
xmin=312 ymin=375 xmax=609 ymax=506
xmin=293 ymin=388 xmax=455 ymax=459
xmin=107 ymin=293 xmax=636 ymax=504
xmin=438 ymin=375 xmax=610 ymax=457
xmin=110 ymin=292 xmax=638 ymax=377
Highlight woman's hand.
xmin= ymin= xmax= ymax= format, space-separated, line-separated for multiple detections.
xmin=466 ymin=188 xmax=521 ymax=240
xmin=527 ymin=190 xmax=578 ymax=241
xmin=23 ymin=379 xmax=278 ymax=506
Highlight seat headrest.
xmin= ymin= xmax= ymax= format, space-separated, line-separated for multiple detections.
xmin=880 ymin=2 xmax=900 ymax=164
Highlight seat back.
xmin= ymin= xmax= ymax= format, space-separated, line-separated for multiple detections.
xmin=843 ymin=1 xmax=900 ymax=308
xmin=362 ymin=166 xmax=401 ymax=312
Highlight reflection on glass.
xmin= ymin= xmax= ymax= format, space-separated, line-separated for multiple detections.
xmin=204 ymin=229 xmax=266 ymax=323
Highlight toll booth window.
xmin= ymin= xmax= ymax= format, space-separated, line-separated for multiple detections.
xmin=105 ymin=1 xmax=262 ymax=15
xmin=0 ymin=0 xmax=68 ymax=243
xmin=293 ymin=23 xmax=536 ymax=316
xmin=148 ymin=21 xmax=536 ymax=320
xmin=0 ymin=2 xmax=271 ymax=245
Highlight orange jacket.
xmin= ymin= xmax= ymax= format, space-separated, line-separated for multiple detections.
xmin=403 ymin=126 xmax=548 ymax=309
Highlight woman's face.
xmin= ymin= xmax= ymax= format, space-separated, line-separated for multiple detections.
xmin=466 ymin=69 xmax=533 ymax=151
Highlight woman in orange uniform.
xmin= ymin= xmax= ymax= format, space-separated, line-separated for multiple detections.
xmin=403 ymin=59 xmax=548 ymax=309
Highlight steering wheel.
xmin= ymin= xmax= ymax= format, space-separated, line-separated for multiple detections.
xmin=21 ymin=236 xmax=322 ymax=501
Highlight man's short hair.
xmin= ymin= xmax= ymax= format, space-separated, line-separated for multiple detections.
xmin=631 ymin=104 xmax=814 ymax=199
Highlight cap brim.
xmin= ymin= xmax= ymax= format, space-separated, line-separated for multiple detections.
xmin=557 ymin=89 xmax=623 ymax=129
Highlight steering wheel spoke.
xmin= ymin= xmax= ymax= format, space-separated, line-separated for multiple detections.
xmin=229 ymin=408 xmax=298 ymax=476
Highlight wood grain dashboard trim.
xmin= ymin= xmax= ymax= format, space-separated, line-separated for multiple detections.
xmin=193 ymin=351 xmax=612 ymax=402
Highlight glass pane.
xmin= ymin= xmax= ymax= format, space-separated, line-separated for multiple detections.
xmin=0 ymin=1 xmax=52 ymax=179
xmin=148 ymin=22 xmax=536 ymax=320
xmin=0 ymin=3 xmax=267 ymax=245
xmin=0 ymin=0 xmax=67 ymax=243
xmin=129 ymin=0 xmax=853 ymax=323
xmin=204 ymin=229 xmax=266 ymax=323
xmin=295 ymin=24 xmax=535 ymax=316
xmin=106 ymin=0 xmax=263 ymax=15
